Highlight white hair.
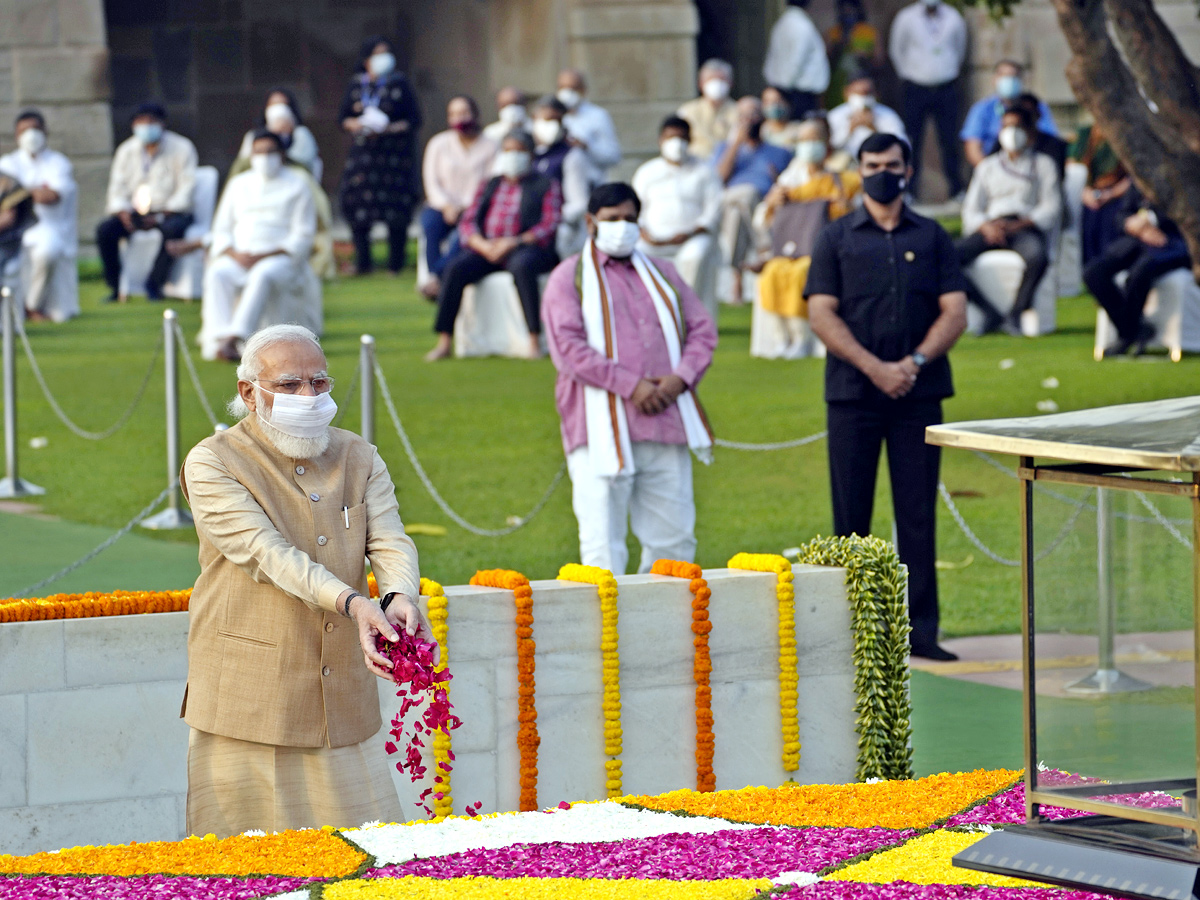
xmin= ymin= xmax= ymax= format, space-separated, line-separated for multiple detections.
xmin=700 ymin=59 xmax=734 ymax=80
xmin=227 ymin=324 xmax=324 ymax=420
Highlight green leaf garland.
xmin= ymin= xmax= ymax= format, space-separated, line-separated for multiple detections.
xmin=796 ymin=535 xmax=913 ymax=781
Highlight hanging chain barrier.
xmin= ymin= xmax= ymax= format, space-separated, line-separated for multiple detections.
xmin=714 ymin=432 xmax=828 ymax=451
xmin=11 ymin=481 xmax=179 ymax=598
xmin=18 ymin=322 xmax=162 ymax=441
xmin=373 ymin=359 xmax=567 ymax=537
xmin=937 ymin=482 xmax=1093 ymax=567
xmin=171 ymin=319 xmax=223 ymax=430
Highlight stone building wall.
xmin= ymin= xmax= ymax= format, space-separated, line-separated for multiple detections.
xmin=0 ymin=0 xmax=113 ymax=244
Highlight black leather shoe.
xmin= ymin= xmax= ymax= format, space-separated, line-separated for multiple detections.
xmin=910 ymin=641 xmax=959 ymax=661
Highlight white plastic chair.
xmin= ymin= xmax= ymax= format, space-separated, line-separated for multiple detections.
xmin=964 ymin=249 xmax=1059 ymax=337
xmin=118 ymin=166 xmax=219 ymax=300
xmin=1093 ymin=268 xmax=1200 ymax=362
xmin=453 ymin=272 xmax=544 ymax=359
xmin=1057 ymin=162 xmax=1087 ymax=298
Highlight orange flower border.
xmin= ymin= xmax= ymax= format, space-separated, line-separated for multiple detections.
xmin=471 ymin=569 xmax=540 ymax=812
xmin=650 ymin=559 xmax=715 ymax=793
xmin=0 ymin=590 xmax=191 ymax=623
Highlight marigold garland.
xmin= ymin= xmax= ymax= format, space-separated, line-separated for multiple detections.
xmin=422 ymin=576 xmax=454 ymax=820
xmin=623 ymin=768 xmax=1023 ymax=830
xmin=558 ymin=563 xmax=623 ymax=798
xmin=650 ymin=559 xmax=715 ymax=792
xmin=726 ymin=553 xmax=799 ymax=772
xmin=0 ymin=589 xmax=191 ymax=623
xmin=0 ymin=828 xmax=365 ymax=878
xmin=471 ymin=569 xmax=540 ymax=812
xmin=796 ymin=535 xmax=912 ymax=781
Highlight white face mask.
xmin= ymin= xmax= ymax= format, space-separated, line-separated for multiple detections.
xmin=257 ymin=387 xmax=338 ymax=439
xmin=250 ymin=152 xmax=284 ymax=179
xmin=794 ymin=140 xmax=826 ymax=165
xmin=531 ymin=118 xmax=564 ymax=147
xmin=556 ymin=88 xmax=582 ymax=111
xmin=498 ymin=104 xmax=527 ymax=127
xmin=264 ymin=103 xmax=296 ymax=130
xmin=998 ymin=125 xmax=1029 ymax=153
xmin=661 ymin=136 xmax=689 ymax=164
xmin=133 ymin=122 xmax=163 ymax=145
xmin=594 ymin=220 xmax=640 ymax=258
xmin=702 ymin=79 xmax=731 ymax=102
xmin=368 ymin=52 xmax=396 ymax=78
xmin=847 ymin=92 xmax=875 ymax=112
xmin=495 ymin=150 xmax=532 ymax=179
xmin=17 ymin=128 xmax=45 ymax=156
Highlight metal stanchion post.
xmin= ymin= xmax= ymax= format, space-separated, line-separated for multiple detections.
xmin=142 ymin=309 xmax=193 ymax=530
xmin=360 ymin=334 xmax=375 ymax=445
xmin=1066 ymin=487 xmax=1150 ymax=693
xmin=0 ymin=286 xmax=44 ymax=498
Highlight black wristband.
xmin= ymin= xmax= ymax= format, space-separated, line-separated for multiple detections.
xmin=343 ymin=592 xmax=362 ymax=618
xmin=381 ymin=592 xmax=397 ymax=613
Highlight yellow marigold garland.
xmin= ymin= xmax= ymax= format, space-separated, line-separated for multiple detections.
xmin=650 ymin=559 xmax=715 ymax=792
xmin=421 ymin=576 xmax=453 ymax=820
xmin=0 ymin=827 xmax=365 ymax=877
xmin=727 ymin=553 xmax=799 ymax=772
xmin=558 ymin=563 xmax=623 ymax=798
xmin=470 ymin=569 xmax=540 ymax=812
xmin=0 ymin=589 xmax=191 ymax=623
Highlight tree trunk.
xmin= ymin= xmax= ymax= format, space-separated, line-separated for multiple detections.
xmin=1050 ymin=0 xmax=1200 ymax=280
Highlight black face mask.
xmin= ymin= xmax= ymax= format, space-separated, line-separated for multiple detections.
xmin=862 ymin=170 xmax=906 ymax=204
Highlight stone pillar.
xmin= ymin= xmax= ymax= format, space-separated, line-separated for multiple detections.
xmin=0 ymin=0 xmax=112 ymax=246
xmin=565 ymin=0 xmax=699 ymax=180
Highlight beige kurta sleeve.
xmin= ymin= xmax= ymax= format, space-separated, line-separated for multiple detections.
xmin=362 ymin=447 xmax=422 ymax=600
xmin=184 ymin=445 xmax=355 ymax=614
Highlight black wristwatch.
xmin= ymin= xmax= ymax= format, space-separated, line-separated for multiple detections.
xmin=911 ymin=352 xmax=928 ymax=369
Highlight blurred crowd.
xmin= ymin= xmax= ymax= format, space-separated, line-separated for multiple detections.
xmin=0 ymin=1 xmax=1186 ymax=362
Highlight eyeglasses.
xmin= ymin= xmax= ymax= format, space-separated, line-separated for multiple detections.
xmin=256 ymin=376 xmax=335 ymax=395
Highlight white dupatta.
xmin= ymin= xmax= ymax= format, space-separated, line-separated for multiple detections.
xmin=578 ymin=239 xmax=714 ymax=477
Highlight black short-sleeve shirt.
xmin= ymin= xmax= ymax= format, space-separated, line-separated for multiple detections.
xmin=805 ymin=205 xmax=966 ymax=403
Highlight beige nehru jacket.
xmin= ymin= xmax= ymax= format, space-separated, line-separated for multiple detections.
xmin=180 ymin=415 xmax=420 ymax=749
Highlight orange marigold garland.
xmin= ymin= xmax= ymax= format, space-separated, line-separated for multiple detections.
xmin=471 ymin=569 xmax=540 ymax=812
xmin=0 ymin=590 xmax=191 ymax=623
xmin=727 ymin=553 xmax=799 ymax=772
xmin=650 ymin=559 xmax=715 ymax=792
xmin=558 ymin=563 xmax=623 ymax=798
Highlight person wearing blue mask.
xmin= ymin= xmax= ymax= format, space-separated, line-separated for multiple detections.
xmin=96 ymin=101 xmax=197 ymax=302
xmin=961 ymin=60 xmax=1059 ymax=168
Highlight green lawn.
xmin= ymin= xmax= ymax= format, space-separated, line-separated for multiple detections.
xmin=3 ymin=260 xmax=1197 ymax=638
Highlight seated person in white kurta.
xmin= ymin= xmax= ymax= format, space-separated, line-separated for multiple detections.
xmin=631 ymin=116 xmax=724 ymax=319
xmin=0 ymin=110 xmax=78 ymax=322
xmin=202 ymin=131 xmax=317 ymax=362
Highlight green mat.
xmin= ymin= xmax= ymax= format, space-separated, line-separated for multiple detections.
xmin=0 ymin=510 xmax=199 ymax=598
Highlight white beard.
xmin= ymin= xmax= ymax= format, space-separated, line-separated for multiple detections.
xmin=227 ymin=394 xmax=331 ymax=460
xmin=258 ymin=415 xmax=331 ymax=460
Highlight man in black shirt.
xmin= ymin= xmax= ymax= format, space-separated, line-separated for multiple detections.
xmin=806 ymin=132 xmax=968 ymax=661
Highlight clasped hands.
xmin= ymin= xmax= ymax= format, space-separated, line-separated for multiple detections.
xmin=470 ymin=234 xmax=523 ymax=264
xmin=868 ymin=355 xmax=920 ymax=400
xmin=631 ymin=373 xmax=688 ymax=415
xmin=344 ymin=589 xmax=439 ymax=680
xmin=978 ymin=218 xmax=1027 ymax=247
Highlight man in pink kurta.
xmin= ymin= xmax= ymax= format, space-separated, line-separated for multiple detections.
xmin=541 ymin=182 xmax=718 ymax=574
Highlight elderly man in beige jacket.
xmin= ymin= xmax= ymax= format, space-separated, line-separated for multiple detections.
xmin=181 ymin=323 xmax=431 ymax=837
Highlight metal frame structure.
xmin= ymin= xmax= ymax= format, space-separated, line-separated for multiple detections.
xmin=927 ymin=397 xmax=1200 ymax=896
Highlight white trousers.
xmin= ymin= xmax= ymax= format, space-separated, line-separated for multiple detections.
xmin=639 ymin=234 xmax=720 ymax=322
xmin=567 ymin=441 xmax=696 ymax=575
xmin=202 ymin=254 xmax=303 ymax=345
xmin=22 ymin=224 xmax=71 ymax=318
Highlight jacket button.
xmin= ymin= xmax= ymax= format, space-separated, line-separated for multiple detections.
xmin=317 ymin=535 xmax=328 ymax=546
xmin=296 ymin=465 xmax=305 ymax=475
xmin=325 ymin=622 xmax=334 ymax=633
xmin=322 ymin=666 xmax=331 ymax=676
xmin=310 ymin=492 xmax=320 ymax=502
